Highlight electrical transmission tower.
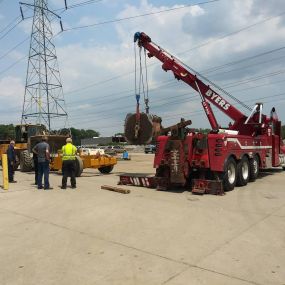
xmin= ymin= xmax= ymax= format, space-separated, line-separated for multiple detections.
xmin=20 ymin=0 xmax=68 ymax=131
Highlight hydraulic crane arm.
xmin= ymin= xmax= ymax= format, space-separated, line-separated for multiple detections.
xmin=134 ymin=32 xmax=246 ymax=130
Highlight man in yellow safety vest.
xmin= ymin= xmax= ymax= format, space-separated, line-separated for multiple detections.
xmin=61 ymin=137 xmax=77 ymax=189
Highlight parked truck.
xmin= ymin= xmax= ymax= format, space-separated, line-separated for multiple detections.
xmin=120 ymin=32 xmax=285 ymax=194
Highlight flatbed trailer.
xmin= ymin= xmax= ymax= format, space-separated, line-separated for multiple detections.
xmin=52 ymin=154 xmax=117 ymax=176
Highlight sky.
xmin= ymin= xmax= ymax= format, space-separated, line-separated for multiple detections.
xmin=0 ymin=0 xmax=285 ymax=136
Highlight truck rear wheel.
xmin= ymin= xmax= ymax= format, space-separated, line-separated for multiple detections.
xmin=75 ymin=156 xmax=83 ymax=177
xmin=237 ymin=156 xmax=250 ymax=186
xmin=249 ymin=155 xmax=259 ymax=182
xmin=20 ymin=150 xmax=33 ymax=172
xmin=98 ymin=165 xmax=114 ymax=174
xmin=222 ymin=157 xmax=237 ymax=191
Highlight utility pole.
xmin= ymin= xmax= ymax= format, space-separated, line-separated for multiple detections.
xmin=20 ymin=0 xmax=67 ymax=131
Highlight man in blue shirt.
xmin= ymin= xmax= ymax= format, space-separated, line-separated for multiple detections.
xmin=7 ymin=140 xmax=17 ymax=183
xmin=32 ymin=136 xmax=53 ymax=190
xmin=122 ymin=150 xmax=129 ymax=160
xmin=32 ymin=141 xmax=40 ymax=185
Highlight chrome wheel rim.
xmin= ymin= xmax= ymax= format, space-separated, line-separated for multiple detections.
xmin=242 ymin=161 xmax=249 ymax=180
xmin=228 ymin=163 xmax=236 ymax=184
xmin=253 ymin=159 xmax=258 ymax=174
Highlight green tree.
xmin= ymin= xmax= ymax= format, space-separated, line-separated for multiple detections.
xmin=70 ymin=128 xmax=100 ymax=145
xmin=0 ymin=124 xmax=15 ymax=140
xmin=197 ymin=128 xmax=211 ymax=134
xmin=114 ymin=132 xmax=124 ymax=136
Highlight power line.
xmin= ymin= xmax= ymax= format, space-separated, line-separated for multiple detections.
xmin=177 ymin=10 xmax=285 ymax=55
xmin=2 ymin=50 xmax=284 ymax=115
xmin=65 ymin=50 xmax=284 ymax=106
xmin=162 ymin=92 xmax=285 ymax=122
xmin=70 ymin=91 xmax=285 ymax=129
xmin=203 ymin=46 xmax=285 ymax=74
xmin=1 ymin=42 xmax=284 ymax=112
xmin=67 ymin=69 xmax=285 ymax=121
xmin=64 ymin=43 xmax=285 ymax=99
xmin=0 ymin=37 xmax=29 ymax=62
xmin=0 ymin=15 xmax=22 ymax=34
xmin=64 ymin=0 xmax=220 ymax=31
xmin=6 ymin=87 xmax=285 ymax=132
xmin=2 ymin=89 xmax=285 ymax=131
xmin=1 ymin=4 xmax=285 ymax=123
xmin=63 ymin=0 xmax=104 ymax=10
xmin=207 ymin=54 xmax=285 ymax=79
xmin=2 ymin=67 xmax=285 ymax=119
xmin=0 ymin=18 xmax=63 ymax=75
xmin=1 ymin=3 xmax=284 ymax=89
xmin=0 ymin=19 xmax=22 ymax=41
xmin=153 ymin=79 xmax=285 ymax=106
xmin=63 ymin=48 xmax=285 ymax=107
xmin=0 ymin=55 xmax=26 ymax=76
xmin=53 ymin=0 xmax=104 ymax=12
xmin=68 ymin=79 xmax=176 ymax=106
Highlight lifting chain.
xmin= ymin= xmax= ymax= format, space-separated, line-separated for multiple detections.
xmin=134 ymin=43 xmax=150 ymax=138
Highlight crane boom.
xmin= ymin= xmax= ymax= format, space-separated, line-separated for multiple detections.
xmin=134 ymin=32 xmax=246 ymax=129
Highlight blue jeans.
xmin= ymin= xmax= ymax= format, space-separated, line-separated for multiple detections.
xmin=37 ymin=161 xmax=50 ymax=189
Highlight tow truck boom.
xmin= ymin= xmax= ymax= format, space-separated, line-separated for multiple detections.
xmin=134 ymin=32 xmax=246 ymax=130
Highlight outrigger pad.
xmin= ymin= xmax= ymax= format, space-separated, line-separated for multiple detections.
xmin=192 ymin=179 xmax=224 ymax=195
xmin=124 ymin=113 xmax=154 ymax=145
xmin=118 ymin=174 xmax=225 ymax=195
xmin=118 ymin=173 xmax=156 ymax=188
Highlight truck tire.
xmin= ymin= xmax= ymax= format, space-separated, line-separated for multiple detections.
xmin=75 ymin=156 xmax=83 ymax=177
xmin=249 ymin=155 xmax=259 ymax=182
xmin=222 ymin=157 xmax=237 ymax=191
xmin=20 ymin=150 xmax=33 ymax=172
xmin=98 ymin=165 xmax=114 ymax=174
xmin=236 ymin=156 xmax=250 ymax=186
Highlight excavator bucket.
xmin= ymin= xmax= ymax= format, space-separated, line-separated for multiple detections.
xmin=124 ymin=113 xmax=162 ymax=145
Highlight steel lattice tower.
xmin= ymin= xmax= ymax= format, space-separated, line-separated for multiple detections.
xmin=21 ymin=0 xmax=67 ymax=131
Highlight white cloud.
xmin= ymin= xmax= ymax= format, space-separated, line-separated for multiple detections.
xmin=0 ymin=77 xmax=24 ymax=123
xmin=12 ymin=0 xmax=285 ymax=135
xmin=7 ymin=50 xmax=25 ymax=61
xmin=0 ymin=76 xmax=24 ymax=101
xmin=18 ymin=18 xmax=33 ymax=35
xmin=77 ymin=16 xmax=100 ymax=26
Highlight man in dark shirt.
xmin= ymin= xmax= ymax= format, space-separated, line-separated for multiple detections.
xmin=7 ymin=140 xmax=17 ymax=183
xmin=32 ymin=136 xmax=53 ymax=190
xmin=32 ymin=145 xmax=39 ymax=185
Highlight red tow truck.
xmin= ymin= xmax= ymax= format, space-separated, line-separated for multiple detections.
xmin=120 ymin=32 xmax=285 ymax=194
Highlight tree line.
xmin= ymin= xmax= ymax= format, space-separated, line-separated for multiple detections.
xmin=1 ymin=124 xmax=285 ymax=142
xmin=0 ymin=124 xmax=100 ymax=145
